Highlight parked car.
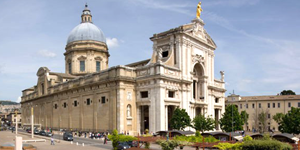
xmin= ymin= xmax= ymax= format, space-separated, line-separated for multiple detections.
xmin=26 ymin=128 xmax=32 ymax=133
xmin=117 ymin=142 xmax=131 ymax=150
xmin=46 ymin=132 xmax=52 ymax=137
xmin=34 ymin=129 xmax=40 ymax=134
xmin=63 ymin=132 xmax=73 ymax=141
xmin=126 ymin=141 xmax=138 ymax=147
xmin=39 ymin=130 xmax=46 ymax=136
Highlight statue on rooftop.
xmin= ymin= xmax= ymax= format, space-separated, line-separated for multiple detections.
xmin=196 ymin=2 xmax=203 ymax=19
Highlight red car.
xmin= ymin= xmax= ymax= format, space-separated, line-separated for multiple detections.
xmin=26 ymin=128 xmax=32 ymax=133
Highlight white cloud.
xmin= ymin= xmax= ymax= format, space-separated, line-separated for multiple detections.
xmin=107 ymin=37 xmax=120 ymax=49
xmin=37 ymin=49 xmax=56 ymax=58
xmin=16 ymin=96 xmax=21 ymax=103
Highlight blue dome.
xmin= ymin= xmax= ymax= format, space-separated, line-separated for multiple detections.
xmin=67 ymin=22 xmax=106 ymax=44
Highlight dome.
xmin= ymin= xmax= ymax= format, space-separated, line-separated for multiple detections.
xmin=67 ymin=22 xmax=106 ymax=44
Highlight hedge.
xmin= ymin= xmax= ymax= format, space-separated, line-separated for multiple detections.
xmin=242 ymin=140 xmax=292 ymax=150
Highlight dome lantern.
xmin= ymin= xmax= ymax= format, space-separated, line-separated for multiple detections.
xmin=66 ymin=4 xmax=106 ymax=44
xmin=81 ymin=3 xmax=92 ymax=23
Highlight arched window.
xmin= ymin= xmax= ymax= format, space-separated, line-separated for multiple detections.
xmin=192 ymin=63 xmax=205 ymax=100
xmin=80 ymin=61 xmax=85 ymax=71
xmin=96 ymin=61 xmax=101 ymax=72
xmin=68 ymin=62 xmax=72 ymax=74
xmin=127 ymin=104 xmax=132 ymax=117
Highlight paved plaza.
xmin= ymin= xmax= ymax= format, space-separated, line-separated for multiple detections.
xmin=0 ymin=130 xmax=111 ymax=150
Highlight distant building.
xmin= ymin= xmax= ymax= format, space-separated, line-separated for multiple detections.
xmin=226 ymin=94 xmax=300 ymax=132
xmin=21 ymin=4 xmax=225 ymax=134
xmin=7 ymin=112 xmax=22 ymax=127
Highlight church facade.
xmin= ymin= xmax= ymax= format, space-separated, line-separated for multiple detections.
xmin=21 ymin=4 xmax=226 ymax=135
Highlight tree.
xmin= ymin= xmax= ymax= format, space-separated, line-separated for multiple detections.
xmin=280 ymin=90 xmax=296 ymax=95
xmin=279 ymin=107 xmax=300 ymax=134
xmin=272 ymin=113 xmax=284 ymax=131
xmin=240 ymin=110 xmax=249 ymax=129
xmin=257 ymin=109 xmax=271 ymax=133
xmin=219 ymin=105 xmax=243 ymax=132
xmin=192 ymin=114 xmax=215 ymax=133
xmin=170 ymin=108 xmax=191 ymax=130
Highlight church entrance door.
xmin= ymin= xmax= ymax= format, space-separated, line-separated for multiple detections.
xmin=140 ymin=106 xmax=149 ymax=134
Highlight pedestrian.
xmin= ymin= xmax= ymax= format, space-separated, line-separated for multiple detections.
xmin=51 ymin=136 xmax=55 ymax=145
xmin=85 ymin=132 xmax=87 ymax=138
xmin=103 ymin=135 xmax=107 ymax=144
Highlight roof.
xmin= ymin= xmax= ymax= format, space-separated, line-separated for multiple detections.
xmin=170 ymin=130 xmax=195 ymax=135
xmin=125 ymin=59 xmax=150 ymax=67
xmin=240 ymin=95 xmax=300 ymax=101
xmin=250 ymin=133 xmax=264 ymax=138
xmin=49 ymin=72 xmax=77 ymax=79
xmin=227 ymin=94 xmax=300 ymax=102
xmin=67 ymin=22 xmax=106 ymax=44
xmin=202 ymin=132 xmax=242 ymax=141
xmin=273 ymin=133 xmax=299 ymax=141
xmin=156 ymin=130 xmax=195 ymax=136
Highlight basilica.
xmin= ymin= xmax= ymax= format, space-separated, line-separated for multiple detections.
xmin=21 ymin=4 xmax=226 ymax=135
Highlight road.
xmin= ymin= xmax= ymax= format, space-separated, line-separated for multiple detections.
xmin=18 ymin=129 xmax=113 ymax=149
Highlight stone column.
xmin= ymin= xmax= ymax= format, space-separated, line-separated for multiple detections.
xmin=149 ymin=104 xmax=154 ymax=133
xmin=136 ymin=106 xmax=141 ymax=134
xmin=80 ymin=94 xmax=83 ymax=130
xmin=141 ymin=106 xmax=145 ymax=133
xmin=93 ymin=90 xmax=97 ymax=131
xmin=165 ymin=105 xmax=168 ymax=130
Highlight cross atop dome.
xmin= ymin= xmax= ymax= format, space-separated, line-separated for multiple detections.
xmin=81 ymin=3 xmax=92 ymax=23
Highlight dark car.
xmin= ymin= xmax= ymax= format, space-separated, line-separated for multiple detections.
xmin=39 ymin=130 xmax=46 ymax=136
xmin=63 ymin=132 xmax=73 ymax=141
xmin=117 ymin=142 xmax=131 ymax=150
xmin=46 ymin=132 xmax=52 ymax=137
xmin=26 ymin=128 xmax=32 ymax=133
xmin=126 ymin=141 xmax=138 ymax=148
xmin=34 ymin=129 xmax=40 ymax=134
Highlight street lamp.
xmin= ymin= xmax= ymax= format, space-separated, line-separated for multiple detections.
xmin=231 ymin=105 xmax=233 ymax=132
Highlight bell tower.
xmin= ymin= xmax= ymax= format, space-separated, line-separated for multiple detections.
xmin=65 ymin=4 xmax=109 ymax=76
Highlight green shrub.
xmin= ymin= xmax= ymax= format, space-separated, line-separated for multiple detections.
xmin=108 ymin=129 xmax=119 ymax=150
xmin=204 ymin=135 xmax=219 ymax=143
xmin=243 ymin=135 xmax=253 ymax=141
xmin=280 ymin=142 xmax=293 ymax=150
xmin=242 ymin=140 xmax=292 ymax=150
xmin=108 ymin=129 xmax=138 ymax=150
xmin=187 ymin=135 xmax=203 ymax=143
xmin=214 ymin=142 xmax=243 ymax=150
xmin=157 ymin=140 xmax=179 ymax=150
xmin=174 ymin=135 xmax=191 ymax=149
xmin=261 ymin=133 xmax=272 ymax=140
xmin=145 ymin=142 xmax=151 ymax=149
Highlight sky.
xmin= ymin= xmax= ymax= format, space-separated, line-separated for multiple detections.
xmin=0 ymin=0 xmax=300 ymax=102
